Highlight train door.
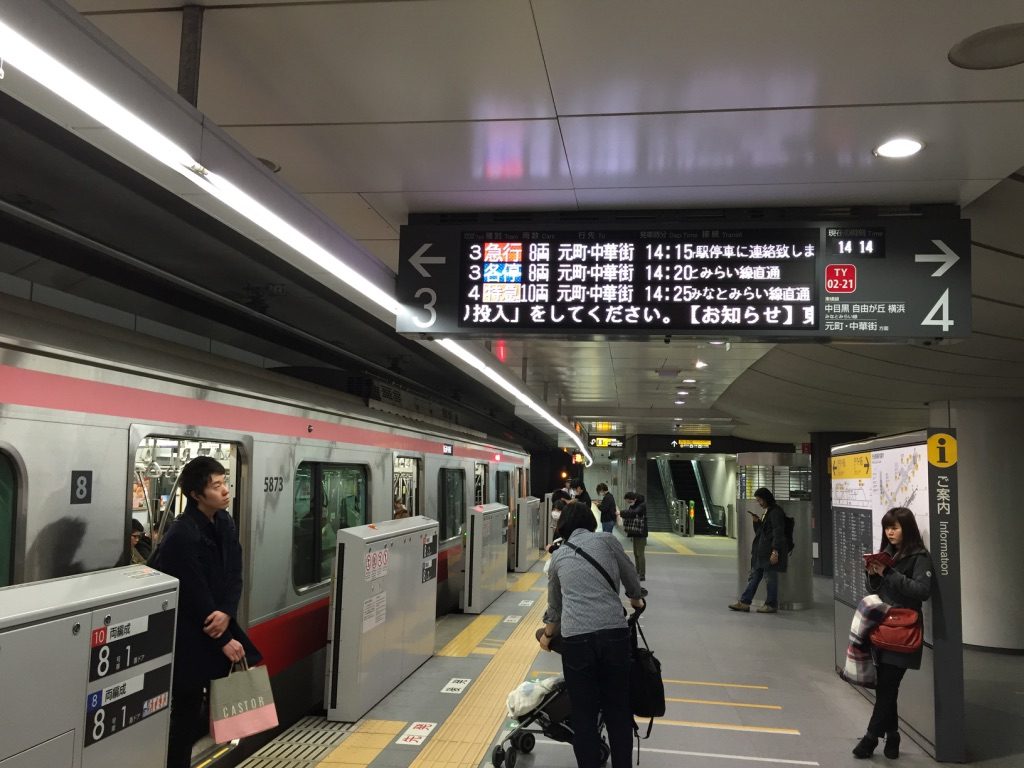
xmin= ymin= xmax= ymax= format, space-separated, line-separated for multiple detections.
xmin=436 ymin=467 xmax=467 ymax=615
xmin=292 ymin=462 xmax=368 ymax=587
xmin=474 ymin=462 xmax=488 ymax=507
xmin=0 ymin=451 xmax=16 ymax=587
xmin=496 ymin=469 xmax=514 ymax=570
xmin=393 ymin=456 xmax=421 ymax=518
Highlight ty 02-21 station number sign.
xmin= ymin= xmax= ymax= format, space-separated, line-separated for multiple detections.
xmin=396 ymin=210 xmax=970 ymax=341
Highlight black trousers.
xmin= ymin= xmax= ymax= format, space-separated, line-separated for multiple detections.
xmin=167 ymin=681 xmax=207 ymax=768
xmin=561 ymin=627 xmax=633 ymax=768
xmin=868 ymin=662 xmax=907 ymax=737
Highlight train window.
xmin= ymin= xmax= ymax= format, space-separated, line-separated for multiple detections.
xmin=495 ymin=471 xmax=510 ymax=506
xmin=0 ymin=452 xmax=16 ymax=587
xmin=393 ymin=456 xmax=421 ymax=518
xmin=474 ymin=463 xmax=488 ymax=506
xmin=437 ymin=468 xmax=466 ymax=541
xmin=133 ymin=438 xmax=240 ymax=538
xmin=293 ymin=462 xmax=367 ymax=587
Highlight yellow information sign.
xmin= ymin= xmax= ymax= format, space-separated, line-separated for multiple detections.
xmin=927 ymin=433 xmax=958 ymax=467
xmin=831 ymin=452 xmax=871 ymax=479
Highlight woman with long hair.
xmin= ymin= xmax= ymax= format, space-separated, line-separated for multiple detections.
xmin=852 ymin=507 xmax=933 ymax=760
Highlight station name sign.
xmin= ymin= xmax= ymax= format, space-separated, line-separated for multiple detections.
xmin=396 ymin=211 xmax=970 ymax=340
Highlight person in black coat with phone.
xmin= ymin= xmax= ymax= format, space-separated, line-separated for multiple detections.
xmin=852 ymin=507 xmax=932 ymax=760
xmin=729 ymin=487 xmax=787 ymax=613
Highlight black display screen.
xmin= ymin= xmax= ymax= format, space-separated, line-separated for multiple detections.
xmin=396 ymin=211 xmax=970 ymax=340
xmin=457 ymin=228 xmax=819 ymax=332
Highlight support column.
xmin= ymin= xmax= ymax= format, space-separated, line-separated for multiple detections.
xmin=177 ymin=5 xmax=204 ymax=107
xmin=930 ymin=399 xmax=1024 ymax=650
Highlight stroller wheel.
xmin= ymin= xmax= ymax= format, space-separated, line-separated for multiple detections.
xmin=514 ymin=732 xmax=535 ymax=753
xmin=491 ymin=744 xmax=505 ymax=767
xmin=598 ymin=740 xmax=610 ymax=765
xmin=506 ymin=747 xmax=518 ymax=768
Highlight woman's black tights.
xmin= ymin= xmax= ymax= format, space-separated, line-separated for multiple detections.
xmin=868 ymin=663 xmax=907 ymax=736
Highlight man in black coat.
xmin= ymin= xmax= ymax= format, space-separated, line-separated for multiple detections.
xmin=151 ymin=457 xmax=261 ymax=768
xmin=729 ymin=487 xmax=788 ymax=613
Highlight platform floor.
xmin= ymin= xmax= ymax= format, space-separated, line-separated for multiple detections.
xmin=231 ymin=532 xmax=1023 ymax=768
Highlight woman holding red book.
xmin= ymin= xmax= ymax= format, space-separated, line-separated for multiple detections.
xmin=852 ymin=507 xmax=933 ymax=760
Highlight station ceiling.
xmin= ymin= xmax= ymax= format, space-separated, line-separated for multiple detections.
xmin=2 ymin=1 xmax=1023 ymax=449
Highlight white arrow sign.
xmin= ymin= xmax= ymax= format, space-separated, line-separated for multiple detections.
xmin=409 ymin=243 xmax=445 ymax=278
xmin=914 ymin=240 xmax=959 ymax=277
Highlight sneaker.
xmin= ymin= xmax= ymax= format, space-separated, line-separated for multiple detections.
xmin=728 ymin=602 xmax=750 ymax=612
xmin=757 ymin=604 xmax=778 ymax=613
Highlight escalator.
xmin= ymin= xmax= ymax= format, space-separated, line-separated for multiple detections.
xmin=643 ymin=461 xmax=673 ymax=532
xmin=669 ymin=460 xmax=725 ymax=535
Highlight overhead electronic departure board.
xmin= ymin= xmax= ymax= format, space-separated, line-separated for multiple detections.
xmin=396 ymin=209 xmax=970 ymax=340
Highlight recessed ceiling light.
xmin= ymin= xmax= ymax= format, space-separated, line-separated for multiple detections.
xmin=695 ymin=360 xmax=708 ymax=369
xmin=676 ymin=390 xmax=689 ymax=396
xmin=948 ymin=23 xmax=1024 ymax=70
xmin=674 ymin=400 xmax=686 ymax=405
xmin=709 ymin=340 xmax=725 ymax=345
xmin=874 ymin=138 xmax=923 ymax=158
xmin=674 ymin=417 xmax=683 ymax=421
xmin=682 ymin=378 xmax=696 ymax=383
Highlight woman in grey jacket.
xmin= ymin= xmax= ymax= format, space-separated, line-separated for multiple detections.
xmin=853 ymin=506 xmax=933 ymax=760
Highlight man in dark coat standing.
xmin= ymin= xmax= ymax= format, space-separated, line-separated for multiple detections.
xmin=151 ymin=456 xmax=261 ymax=768
xmin=729 ymin=487 xmax=788 ymax=613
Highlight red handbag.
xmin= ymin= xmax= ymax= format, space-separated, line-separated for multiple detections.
xmin=870 ymin=607 xmax=922 ymax=653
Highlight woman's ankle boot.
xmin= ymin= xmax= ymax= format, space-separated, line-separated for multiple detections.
xmin=884 ymin=731 xmax=901 ymax=759
xmin=853 ymin=733 xmax=879 ymax=758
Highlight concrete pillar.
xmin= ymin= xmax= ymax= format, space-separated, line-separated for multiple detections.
xmin=930 ymin=399 xmax=1024 ymax=650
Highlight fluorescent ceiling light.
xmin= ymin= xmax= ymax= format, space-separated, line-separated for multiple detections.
xmin=437 ymin=339 xmax=593 ymax=466
xmin=874 ymin=138 xmax=924 ymax=158
xmin=695 ymin=360 xmax=709 ymax=369
xmin=0 ymin=18 xmax=402 ymax=316
xmin=0 ymin=14 xmax=577 ymax=452
xmin=676 ymin=390 xmax=689 ymax=396
xmin=682 ymin=378 xmax=696 ymax=383
xmin=674 ymin=400 xmax=686 ymax=405
xmin=709 ymin=341 xmax=725 ymax=345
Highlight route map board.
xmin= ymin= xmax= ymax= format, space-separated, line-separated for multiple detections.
xmin=831 ymin=445 xmax=929 ymax=609
xmin=830 ymin=429 xmax=964 ymax=762
xmin=397 ymin=208 xmax=970 ymax=340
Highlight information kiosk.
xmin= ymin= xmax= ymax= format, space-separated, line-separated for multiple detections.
xmin=0 ymin=565 xmax=178 ymax=768
xmin=831 ymin=430 xmax=964 ymax=762
xmin=324 ymin=516 xmax=439 ymax=723
xmin=463 ymin=503 xmax=508 ymax=614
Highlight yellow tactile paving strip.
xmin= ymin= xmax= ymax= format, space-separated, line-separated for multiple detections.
xmin=436 ymin=614 xmax=502 ymax=657
xmin=408 ymin=598 xmax=549 ymax=768
xmin=318 ymin=720 xmax=405 ymax=765
xmin=649 ymin=532 xmax=697 ymax=555
xmin=507 ymin=572 xmax=541 ymax=591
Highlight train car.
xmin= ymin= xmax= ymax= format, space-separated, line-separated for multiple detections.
xmin=0 ymin=295 xmax=530 ymax=729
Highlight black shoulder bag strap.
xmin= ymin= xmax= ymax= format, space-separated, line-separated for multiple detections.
xmin=563 ymin=541 xmax=617 ymax=593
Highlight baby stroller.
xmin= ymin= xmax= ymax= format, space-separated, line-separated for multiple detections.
xmin=492 ymin=676 xmax=609 ymax=768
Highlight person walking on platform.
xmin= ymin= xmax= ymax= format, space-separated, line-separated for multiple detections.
xmin=852 ymin=507 xmax=933 ymax=760
xmin=539 ymin=502 xmax=645 ymax=768
xmin=150 ymin=457 xmax=262 ymax=768
xmin=730 ymin=487 xmax=787 ymax=613
xmin=620 ymin=491 xmax=649 ymax=585
xmin=595 ymin=482 xmax=617 ymax=533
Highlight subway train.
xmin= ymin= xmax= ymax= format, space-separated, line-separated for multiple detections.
xmin=0 ymin=295 xmax=531 ymax=726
